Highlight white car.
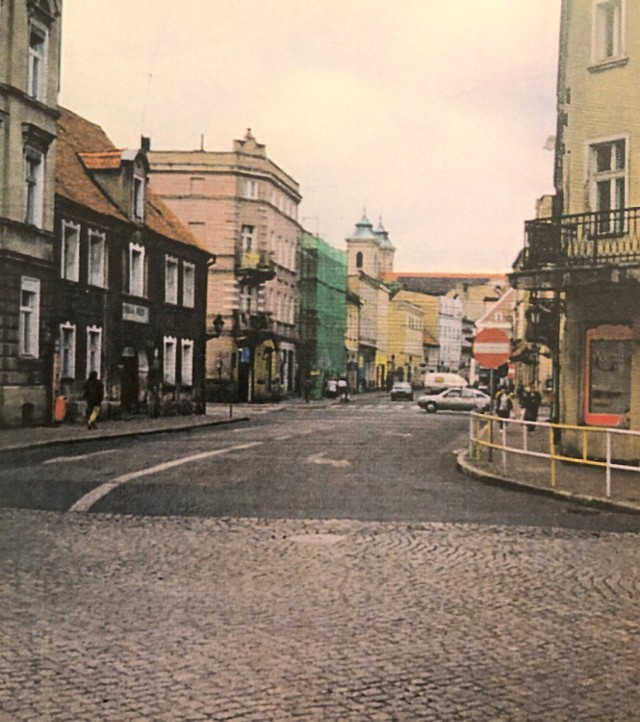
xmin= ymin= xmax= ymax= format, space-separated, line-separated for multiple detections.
xmin=417 ymin=387 xmax=491 ymax=413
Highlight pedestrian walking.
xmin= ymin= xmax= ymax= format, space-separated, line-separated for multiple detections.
xmin=84 ymin=370 xmax=104 ymax=430
xmin=302 ymin=377 xmax=314 ymax=403
xmin=522 ymin=384 xmax=542 ymax=431
xmin=495 ymin=387 xmax=513 ymax=428
xmin=337 ymin=377 xmax=350 ymax=403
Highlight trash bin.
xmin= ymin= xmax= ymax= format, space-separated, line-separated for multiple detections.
xmin=54 ymin=395 xmax=67 ymax=423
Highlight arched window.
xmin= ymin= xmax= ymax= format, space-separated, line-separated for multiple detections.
xmin=356 ymin=251 xmax=363 ymax=269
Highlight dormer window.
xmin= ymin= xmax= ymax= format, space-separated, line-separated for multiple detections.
xmin=133 ymin=175 xmax=145 ymax=221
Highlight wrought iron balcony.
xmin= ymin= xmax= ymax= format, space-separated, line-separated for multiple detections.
xmin=520 ymin=206 xmax=640 ymax=271
xmin=232 ymin=310 xmax=274 ymax=341
xmin=235 ymin=250 xmax=276 ymax=284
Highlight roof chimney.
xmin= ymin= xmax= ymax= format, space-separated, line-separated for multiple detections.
xmin=141 ymin=136 xmax=151 ymax=152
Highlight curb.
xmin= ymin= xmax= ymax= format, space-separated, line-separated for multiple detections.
xmin=456 ymin=450 xmax=640 ymax=516
xmin=0 ymin=416 xmax=250 ymax=454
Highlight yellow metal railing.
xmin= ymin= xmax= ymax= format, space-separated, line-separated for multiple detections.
xmin=469 ymin=412 xmax=640 ymax=499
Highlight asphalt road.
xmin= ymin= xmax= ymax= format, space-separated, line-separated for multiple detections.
xmin=1 ymin=397 xmax=639 ymax=532
xmin=1 ymin=398 xmax=639 ymax=721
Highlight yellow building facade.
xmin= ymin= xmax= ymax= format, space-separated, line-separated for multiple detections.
xmin=511 ymin=0 xmax=640 ymax=456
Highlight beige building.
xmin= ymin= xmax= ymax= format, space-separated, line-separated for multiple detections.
xmin=511 ymin=0 xmax=640 ymax=450
xmin=148 ymin=130 xmax=301 ymax=402
xmin=345 ymin=214 xmax=393 ymax=390
xmin=0 ymin=0 xmax=62 ymax=426
xmin=386 ymin=296 xmax=424 ymax=384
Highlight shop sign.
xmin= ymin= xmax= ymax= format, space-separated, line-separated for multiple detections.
xmin=122 ymin=302 xmax=149 ymax=324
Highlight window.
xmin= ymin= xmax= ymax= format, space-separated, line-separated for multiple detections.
xmin=28 ymin=21 xmax=48 ymax=101
xmin=86 ymin=326 xmax=102 ymax=378
xmin=133 ymin=176 xmax=145 ymax=220
xmin=165 ymin=255 xmax=179 ymax=304
xmin=356 ymin=251 xmax=363 ymax=269
xmin=181 ymin=339 xmax=194 ymax=386
xmin=241 ymin=224 xmax=254 ymax=252
xmin=163 ymin=336 xmax=177 ymax=385
xmin=59 ymin=322 xmax=76 ymax=379
xmin=88 ymin=230 xmax=106 ymax=287
xmin=590 ymin=137 xmax=626 ymax=234
xmin=592 ymin=0 xmax=624 ymax=63
xmin=24 ymin=147 xmax=44 ymax=227
xmin=19 ymin=277 xmax=40 ymax=357
xmin=61 ymin=221 xmax=80 ymax=281
xmin=182 ymin=262 xmax=195 ymax=308
xmin=242 ymin=178 xmax=258 ymax=199
xmin=128 ymin=243 xmax=146 ymax=296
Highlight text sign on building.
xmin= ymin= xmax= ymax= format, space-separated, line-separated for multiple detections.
xmin=122 ymin=302 xmax=149 ymax=324
xmin=473 ymin=327 xmax=511 ymax=369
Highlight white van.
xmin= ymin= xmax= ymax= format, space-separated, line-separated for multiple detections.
xmin=422 ymin=372 xmax=468 ymax=393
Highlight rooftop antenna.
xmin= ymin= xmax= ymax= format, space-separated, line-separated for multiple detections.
xmin=200 ymin=134 xmax=205 ymax=151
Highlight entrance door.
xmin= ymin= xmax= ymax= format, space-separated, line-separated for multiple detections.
xmin=121 ymin=350 xmax=139 ymax=412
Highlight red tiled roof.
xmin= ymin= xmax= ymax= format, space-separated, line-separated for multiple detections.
xmin=78 ymin=150 xmax=124 ymax=170
xmin=423 ymin=330 xmax=439 ymax=346
xmin=56 ymin=107 xmax=207 ymax=253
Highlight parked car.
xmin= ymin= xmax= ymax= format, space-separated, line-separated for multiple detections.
xmin=422 ymin=372 xmax=468 ymax=394
xmin=390 ymin=381 xmax=414 ymax=401
xmin=417 ymin=387 xmax=491 ymax=413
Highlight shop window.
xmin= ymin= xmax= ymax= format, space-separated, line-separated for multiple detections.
xmin=86 ymin=326 xmax=102 ymax=377
xmin=181 ymin=339 xmax=194 ymax=386
xmin=60 ymin=322 xmax=76 ymax=379
xmin=163 ymin=336 xmax=177 ymax=385
xmin=584 ymin=324 xmax=632 ymax=426
xmin=19 ymin=277 xmax=40 ymax=357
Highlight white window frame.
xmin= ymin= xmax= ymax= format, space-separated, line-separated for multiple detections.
xmin=241 ymin=224 xmax=255 ymax=252
xmin=19 ymin=276 xmax=40 ymax=358
xmin=182 ymin=261 xmax=195 ymax=308
xmin=163 ymin=336 xmax=177 ymax=385
xmin=87 ymin=229 xmax=106 ymax=287
xmin=165 ymin=255 xmax=179 ymax=305
xmin=24 ymin=146 xmax=44 ymax=228
xmin=181 ymin=339 xmax=194 ymax=387
xmin=61 ymin=220 xmax=80 ymax=282
xmin=86 ymin=325 xmax=102 ymax=378
xmin=128 ymin=242 xmax=146 ymax=297
xmin=59 ymin=322 xmax=76 ymax=379
xmin=242 ymin=178 xmax=258 ymax=199
xmin=592 ymin=0 xmax=625 ymax=64
xmin=587 ymin=134 xmax=628 ymax=234
xmin=28 ymin=19 xmax=48 ymax=101
xmin=133 ymin=175 xmax=145 ymax=221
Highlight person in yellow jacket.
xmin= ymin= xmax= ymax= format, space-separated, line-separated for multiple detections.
xmin=84 ymin=371 xmax=104 ymax=430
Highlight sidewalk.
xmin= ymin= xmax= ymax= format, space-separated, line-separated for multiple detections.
xmin=0 ymin=405 xmax=248 ymax=453
xmin=458 ymin=416 xmax=640 ymax=515
xmin=0 ymin=396 xmax=347 ymax=453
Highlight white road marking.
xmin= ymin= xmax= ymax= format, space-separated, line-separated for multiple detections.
xmin=44 ymin=449 xmax=116 ymax=465
xmin=384 ymin=432 xmax=413 ymax=438
xmin=68 ymin=441 xmax=263 ymax=513
xmin=275 ymin=435 xmax=293 ymax=440
xmin=305 ymin=452 xmax=350 ymax=468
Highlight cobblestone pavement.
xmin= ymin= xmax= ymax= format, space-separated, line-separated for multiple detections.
xmin=1 ymin=509 xmax=638 ymax=721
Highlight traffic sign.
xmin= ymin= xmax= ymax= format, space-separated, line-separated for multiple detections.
xmin=473 ymin=328 xmax=511 ymax=369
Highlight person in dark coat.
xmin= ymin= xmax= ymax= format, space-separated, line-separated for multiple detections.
xmin=495 ymin=387 xmax=514 ymax=428
xmin=84 ymin=371 xmax=104 ymax=430
xmin=523 ymin=384 xmax=542 ymax=431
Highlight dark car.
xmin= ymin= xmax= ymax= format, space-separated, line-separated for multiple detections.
xmin=390 ymin=381 xmax=414 ymax=401
xmin=417 ymin=387 xmax=491 ymax=413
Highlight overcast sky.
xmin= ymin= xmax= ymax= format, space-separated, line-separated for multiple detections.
xmin=59 ymin=0 xmax=561 ymax=273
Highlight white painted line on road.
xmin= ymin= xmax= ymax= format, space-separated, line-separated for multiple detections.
xmin=68 ymin=441 xmax=263 ymax=513
xmin=275 ymin=435 xmax=293 ymax=440
xmin=305 ymin=452 xmax=350 ymax=468
xmin=44 ymin=449 xmax=116 ymax=465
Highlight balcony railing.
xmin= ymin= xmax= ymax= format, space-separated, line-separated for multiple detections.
xmin=521 ymin=206 xmax=640 ymax=271
xmin=235 ymin=250 xmax=276 ymax=284
xmin=232 ymin=310 xmax=274 ymax=338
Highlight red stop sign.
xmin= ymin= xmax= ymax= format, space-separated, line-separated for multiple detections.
xmin=473 ymin=328 xmax=511 ymax=369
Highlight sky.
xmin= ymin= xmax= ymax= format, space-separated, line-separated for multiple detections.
xmin=59 ymin=0 xmax=561 ymax=273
